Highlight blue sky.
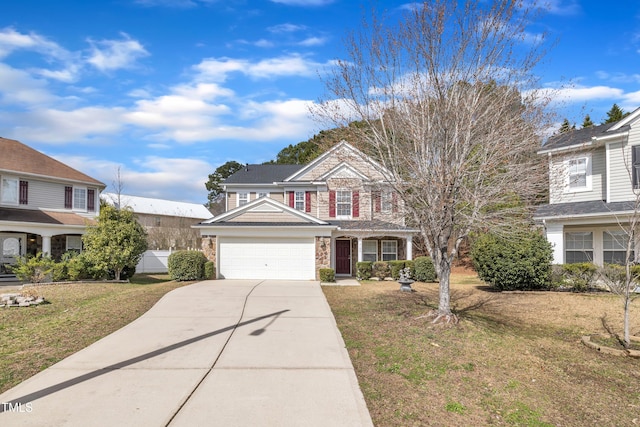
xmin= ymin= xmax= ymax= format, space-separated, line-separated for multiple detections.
xmin=0 ymin=0 xmax=639 ymax=204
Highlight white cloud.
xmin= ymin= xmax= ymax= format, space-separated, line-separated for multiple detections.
xmin=0 ymin=63 xmax=55 ymax=105
xmin=194 ymin=54 xmax=329 ymax=81
xmin=596 ymin=71 xmax=640 ymax=84
xmin=0 ymin=27 xmax=70 ymax=60
xmin=544 ymin=84 xmax=625 ymax=104
xmin=87 ymin=33 xmax=150 ymax=72
xmin=267 ymin=23 xmax=307 ymax=33
xmin=254 ymin=39 xmax=275 ymax=48
xmin=269 ymin=0 xmax=334 ymax=5
xmin=298 ymin=36 xmax=328 ymax=47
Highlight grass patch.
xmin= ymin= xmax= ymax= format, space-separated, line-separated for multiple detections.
xmin=0 ymin=274 xmax=189 ymax=393
xmin=323 ymin=271 xmax=640 ymax=427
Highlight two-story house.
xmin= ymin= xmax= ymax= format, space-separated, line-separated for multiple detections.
xmin=0 ymin=137 xmax=105 ymax=278
xmin=534 ymin=107 xmax=640 ymax=265
xmin=194 ymin=141 xmax=417 ymax=280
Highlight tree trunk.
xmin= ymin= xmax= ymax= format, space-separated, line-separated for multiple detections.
xmin=433 ymin=251 xmax=457 ymax=324
xmin=624 ymin=296 xmax=630 ymax=348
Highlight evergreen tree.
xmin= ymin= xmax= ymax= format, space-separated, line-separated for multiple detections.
xmin=558 ymin=118 xmax=572 ymax=133
xmin=82 ymin=205 xmax=148 ymax=280
xmin=205 ymin=161 xmax=244 ymax=207
xmin=582 ymin=114 xmax=594 ymax=128
xmin=603 ymin=103 xmax=628 ymax=124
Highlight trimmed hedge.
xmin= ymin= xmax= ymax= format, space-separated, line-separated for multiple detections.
xmin=470 ymin=231 xmax=553 ymax=290
xmin=389 ymin=260 xmax=405 ymax=280
xmin=372 ymin=261 xmax=390 ymax=280
xmin=168 ymin=250 xmax=208 ymax=281
xmin=413 ymin=256 xmax=436 ymax=282
xmin=560 ymin=262 xmax=597 ymax=292
xmin=204 ymin=261 xmax=216 ymax=279
xmin=319 ymin=268 xmax=335 ymax=282
xmin=356 ymin=261 xmax=372 ymax=280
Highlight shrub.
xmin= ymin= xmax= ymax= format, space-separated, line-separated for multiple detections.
xmin=10 ymin=252 xmax=54 ymax=283
xmin=414 ymin=256 xmax=436 ymax=282
xmin=372 ymin=261 xmax=390 ymax=280
xmin=470 ymin=231 xmax=553 ymax=291
xmin=404 ymin=260 xmax=415 ymax=278
xmin=319 ymin=268 xmax=335 ymax=282
xmin=204 ymin=261 xmax=216 ymax=279
xmin=561 ymin=262 xmax=597 ymax=292
xmin=168 ymin=250 xmax=208 ymax=281
xmin=389 ymin=260 xmax=406 ymax=280
xmin=356 ymin=261 xmax=372 ymax=280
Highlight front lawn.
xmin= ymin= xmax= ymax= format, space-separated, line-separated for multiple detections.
xmin=0 ymin=275 xmax=189 ymax=394
xmin=323 ymin=271 xmax=640 ymax=426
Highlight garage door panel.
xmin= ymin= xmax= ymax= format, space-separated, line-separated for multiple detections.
xmin=219 ymin=237 xmax=315 ymax=280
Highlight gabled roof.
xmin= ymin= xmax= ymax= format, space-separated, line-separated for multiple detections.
xmin=196 ymin=196 xmax=331 ymax=226
xmin=101 ymin=193 xmax=212 ymax=219
xmin=534 ymin=200 xmax=636 ymax=220
xmin=223 ymin=164 xmax=302 ymax=184
xmin=539 ymin=107 xmax=640 ymax=154
xmin=0 ymin=137 xmax=105 ymax=186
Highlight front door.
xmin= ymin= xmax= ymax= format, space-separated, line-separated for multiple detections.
xmin=0 ymin=233 xmax=25 ymax=271
xmin=335 ymin=239 xmax=351 ymax=275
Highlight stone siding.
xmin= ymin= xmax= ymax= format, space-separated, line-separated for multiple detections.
xmin=315 ymin=236 xmax=331 ymax=279
xmin=201 ymin=236 xmax=216 ymax=265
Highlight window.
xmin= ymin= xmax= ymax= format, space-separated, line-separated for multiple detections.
xmin=66 ymin=236 xmax=82 ymax=253
xmin=237 ymin=192 xmax=249 ymax=206
xmin=382 ymin=240 xmax=398 ymax=261
xmin=336 ymin=190 xmax=352 ymax=217
xmin=381 ymin=191 xmax=393 ymax=213
xmin=257 ymin=192 xmax=269 ymax=199
xmin=1 ymin=177 xmax=18 ymax=204
xmin=633 ymin=146 xmax=640 ymax=189
xmin=363 ymin=240 xmax=378 ymax=262
xmin=567 ymin=157 xmax=588 ymax=190
xmin=565 ymin=232 xmax=593 ymax=263
xmin=73 ymin=187 xmax=87 ymax=210
xmin=295 ymin=191 xmax=305 ymax=211
xmin=603 ymin=231 xmax=634 ymax=265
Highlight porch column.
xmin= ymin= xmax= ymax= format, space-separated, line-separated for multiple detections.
xmin=357 ymin=238 xmax=363 ymax=262
xmin=406 ymin=236 xmax=413 ymax=260
xmin=41 ymin=235 xmax=52 ymax=256
xmin=545 ymin=222 xmax=564 ymax=264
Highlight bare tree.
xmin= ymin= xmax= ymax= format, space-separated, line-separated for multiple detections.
xmin=315 ymin=0 xmax=554 ymax=322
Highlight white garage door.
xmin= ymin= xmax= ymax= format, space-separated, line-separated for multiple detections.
xmin=219 ymin=237 xmax=316 ymax=280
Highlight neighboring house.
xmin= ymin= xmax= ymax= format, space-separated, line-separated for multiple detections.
xmin=194 ymin=141 xmax=418 ymax=280
xmin=0 ymin=137 xmax=105 ymax=278
xmin=101 ymin=193 xmax=212 ymax=250
xmin=534 ymin=107 xmax=640 ymax=265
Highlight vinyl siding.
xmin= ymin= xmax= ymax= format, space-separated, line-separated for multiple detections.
xmin=608 ymin=140 xmax=634 ymax=202
xmin=549 ymin=148 xmax=605 ymax=204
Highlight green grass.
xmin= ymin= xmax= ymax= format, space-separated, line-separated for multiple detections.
xmin=0 ymin=274 xmax=189 ymax=393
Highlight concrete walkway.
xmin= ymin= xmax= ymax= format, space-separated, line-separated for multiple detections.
xmin=0 ymin=280 xmax=373 ymax=427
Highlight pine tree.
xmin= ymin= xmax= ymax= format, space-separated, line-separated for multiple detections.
xmin=558 ymin=118 xmax=572 ymax=133
xmin=582 ymin=114 xmax=594 ymax=128
xmin=604 ymin=103 xmax=627 ymax=124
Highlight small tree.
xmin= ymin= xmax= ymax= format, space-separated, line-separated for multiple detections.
xmin=559 ymin=118 xmax=573 ymax=133
xmin=581 ymin=114 xmax=594 ymax=128
xmin=603 ymin=103 xmax=630 ymax=124
xmin=82 ymin=205 xmax=148 ymax=280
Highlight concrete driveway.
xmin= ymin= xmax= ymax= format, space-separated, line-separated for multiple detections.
xmin=0 ymin=280 xmax=373 ymax=427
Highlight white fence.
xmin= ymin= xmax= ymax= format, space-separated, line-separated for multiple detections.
xmin=136 ymin=250 xmax=171 ymax=273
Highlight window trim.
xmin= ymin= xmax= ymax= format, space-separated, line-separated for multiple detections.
xmin=237 ymin=192 xmax=249 ymax=207
xmin=294 ymin=191 xmax=305 ymax=211
xmin=73 ymin=186 xmax=88 ymax=211
xmin=381 ymin=240 xmax=398 ymax=261
xmin=565 ymin=155 xmax=592 ymax=193
xmin=336 ymin=190 xmax=352 ymax=218
xmin=66 ymin=235 xmax=83 ymax=253
xmin=564 ymin=231 xmax=594 ymax=264
xmin=362 ymin=240 xmax=378 ymax=262
xmin=1 ymin=176 xmax=19 ymax=205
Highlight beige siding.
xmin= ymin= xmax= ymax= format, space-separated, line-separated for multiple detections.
xmin=295 ymin=146 xmax=387 ymax=182
xmin=227 ymin=211 xmax=310 ymax=223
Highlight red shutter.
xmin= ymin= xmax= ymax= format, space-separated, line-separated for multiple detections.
xmin=288 ymin=191 xmax=295 ymax=207
xmin=374 ymin=191 xmax=381 ymax=213
xmin=87 ymin=189 xmax=95 ymax=212
xmin=329 ymin=190 xmax=336 ymax=218
xmin=19 ymin=180 xmax=28 ymax=205
xmin=64 ymin=186 xmax=72 ymax=209
xmin=392 ymin=192 xmax=398 ymax=213
xmin=353 ymin=191 xmax=359 ymax=217
xmin=305 ymin=191 xmax=311 ymax=213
